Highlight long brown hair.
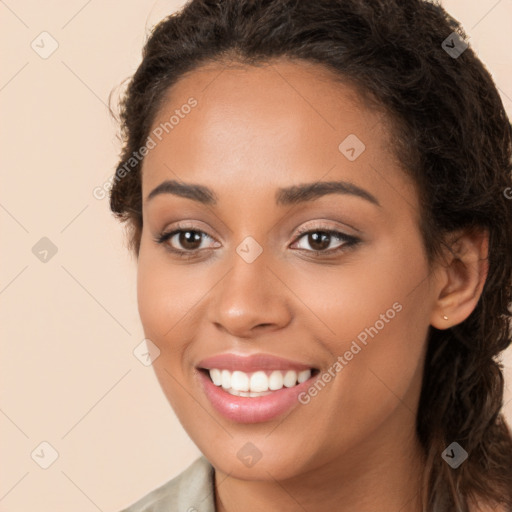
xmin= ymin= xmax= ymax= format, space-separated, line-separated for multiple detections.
xmin=109 ymin=1 xmax=512 ymax=509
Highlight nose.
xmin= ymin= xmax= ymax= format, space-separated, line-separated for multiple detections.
xmin=208 ymin=249 xmax=293 ymax=339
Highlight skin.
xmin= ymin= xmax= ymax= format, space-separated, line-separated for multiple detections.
xmin=136 ymin=58 xmax=489 ymax=512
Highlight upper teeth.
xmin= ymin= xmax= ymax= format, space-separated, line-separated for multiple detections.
xmin=208 ymin=368 xmax=311 ymax=395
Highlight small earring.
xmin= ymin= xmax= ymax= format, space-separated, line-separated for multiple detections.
xmin=442 ymin=314 xmax=448 ymax=320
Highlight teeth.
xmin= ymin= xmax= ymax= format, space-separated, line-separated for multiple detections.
xmin=298 ymin=369 xmax=311 ymax=383
xmin=221 ymin=369 xmax=231 ymax=389
xmin=268 ymin=370 xmax=283 ymax=390
xmin=250 ymin=371 xmax=268 ymax=392
xmin=231 ymin=371 xmax=249 ymax=392
xmin=209 ymin=368 xmax=222 ymax=386
xmin=208 ymin=368 xmax=312 ymax=393
xmin=283 ymin=370 xmax=297 ymax=387
xmin=226 ymin=389 xmax=273 ymax=397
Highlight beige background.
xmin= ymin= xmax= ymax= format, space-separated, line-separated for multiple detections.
xmin=1 ymin=1 xmax=511 ymax=510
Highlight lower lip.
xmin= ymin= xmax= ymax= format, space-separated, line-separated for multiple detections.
xmin=198 ymin=370 xmax=317 ymax=424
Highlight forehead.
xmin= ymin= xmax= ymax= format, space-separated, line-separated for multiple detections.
xmin=148 ymin=57 xmax=385 ymax=142
xmin=140 ymin=58 xmax=412 ymax=211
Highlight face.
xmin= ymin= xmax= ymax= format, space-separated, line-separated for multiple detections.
xmin=137 ymin=58 xmax=439 ymax=481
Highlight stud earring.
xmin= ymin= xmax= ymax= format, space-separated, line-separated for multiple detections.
xmin=442 ymin=314 xmax=448 ymax=320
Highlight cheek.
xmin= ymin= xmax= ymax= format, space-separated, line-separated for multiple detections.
xmin=136 ymin=255 xmax=172 ymax=343
xmin=289 ymin=226 xmax=428 ymax=344
xmin=136 ymin=240 xmax=201 ymax=346
xmin=135 ymin=246 xmax=201 ymax=413
xmin=288 ymin=229 xmax=430 ymax=415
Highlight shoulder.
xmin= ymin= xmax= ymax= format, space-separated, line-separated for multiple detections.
xmin=118 ymin=455 xmax=216 ymax=512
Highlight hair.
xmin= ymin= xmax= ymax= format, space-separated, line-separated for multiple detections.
xmin=109 ymin=0 xmax=512 ymax=510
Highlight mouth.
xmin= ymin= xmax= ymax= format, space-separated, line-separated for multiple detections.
xmin=195 ymin=353 xmax=321 ymax=423
xmin=198 ymin=367 xmax=320 ymax=397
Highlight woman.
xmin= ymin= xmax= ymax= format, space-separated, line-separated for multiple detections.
xmin=109 ymin=0 xmax=512 ymax=510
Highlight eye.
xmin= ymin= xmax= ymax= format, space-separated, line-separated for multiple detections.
xmin=153 ymin=223 xmax=361 ymax=259
xmin=154 ymin=224 xmax=219 ymax=258
xmin=291 ymin=226 xmax=360 ymax=256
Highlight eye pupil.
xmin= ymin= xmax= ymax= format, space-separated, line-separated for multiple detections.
xmin=179 ymin=230 xmax=202 ymax=250
xmin=308 ymin=232 xmax=331 ymax=251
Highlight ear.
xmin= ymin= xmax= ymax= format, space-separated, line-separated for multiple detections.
xmin=429 ymin=227 xmax=489 ymax=330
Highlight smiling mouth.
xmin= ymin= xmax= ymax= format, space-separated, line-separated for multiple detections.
xmin=198 ymin=367 xmax=320 ymax=397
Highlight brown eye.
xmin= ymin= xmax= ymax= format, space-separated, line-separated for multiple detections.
xmin=155 ymin=227 xmax=218 ymax=256
xmin=176 ymin=230 xmax=203 ymax=251
xmin=305 ymin=232 xmax=332 ymax=251
xmin=293 ymin=229 xmax=358 ymax=254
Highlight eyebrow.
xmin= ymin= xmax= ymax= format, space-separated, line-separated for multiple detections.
xmin=146 ymin=179 xmax=381 ymax=207
xmin=275 ymin=180 xmax=381 ymax=207
xmin=147 ymin=180 xmax=216 ymax=205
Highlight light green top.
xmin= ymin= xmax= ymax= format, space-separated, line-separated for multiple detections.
xmin=119 ymin=456 xmax=216 ymax=512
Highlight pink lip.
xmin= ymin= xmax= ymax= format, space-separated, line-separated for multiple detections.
xmin=196 ymin=353 xmax=319 ymax=423
xmin=196 ymin=352 xmax=315 ymax=372
xmin=197 ymin=369 xmax=317 ymax=423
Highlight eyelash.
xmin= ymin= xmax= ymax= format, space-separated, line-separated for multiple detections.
xmin=153 ymin=223 xmax=361 ymax=259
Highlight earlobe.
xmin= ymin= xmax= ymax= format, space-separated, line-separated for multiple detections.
xmin=429 ymin=227 xmax=489 ymax=330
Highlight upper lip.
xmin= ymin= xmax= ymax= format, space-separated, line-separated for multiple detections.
xmin=196 ymin=353 xmax=317 ymax=373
